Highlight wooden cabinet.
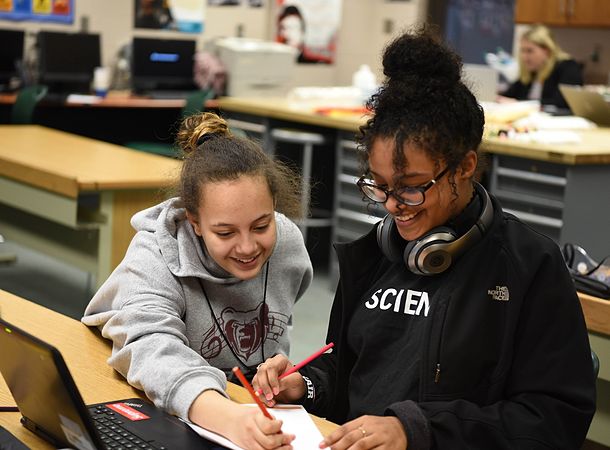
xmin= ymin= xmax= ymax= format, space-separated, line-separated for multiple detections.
xmin=515 ymin=0 xmax=610 ymax=27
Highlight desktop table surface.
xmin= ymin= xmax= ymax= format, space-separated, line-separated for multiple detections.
xmin=0 ymin=125 xmax=181 ymax=198
xmin=0 ymin=290 xmax=337 ymax=448
xmin=217 ymin=96 xmax=610 ymax=165
xmin=0 ymin=91 xmax=220 ymax=109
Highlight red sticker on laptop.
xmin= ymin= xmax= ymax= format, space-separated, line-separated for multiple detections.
xmin=106 ymin=402 xmax=150 ymax=421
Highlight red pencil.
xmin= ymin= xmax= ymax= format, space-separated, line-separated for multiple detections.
xmin=280 ymin=342 xmax=334 ymax=380
xmin=232 ymin=366 xmax=273 ymax=420
xmin=256 ymin=342 xmax=334 ymax=395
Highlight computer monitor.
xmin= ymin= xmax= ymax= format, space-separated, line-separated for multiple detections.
xmin=0 ymin=29 xmax=25 ymax=90
xmin=37 ymin=30 xmax=101 ymax=94
xmin=131 ymin=37 xmax=196 ymax=93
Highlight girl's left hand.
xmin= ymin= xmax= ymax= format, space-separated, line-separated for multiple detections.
xmin=319 ymin=415 xmax=407 ymax=450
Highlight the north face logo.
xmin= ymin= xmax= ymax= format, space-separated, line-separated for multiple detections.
xmin=488 ymin=286 xmax=509 ymax=301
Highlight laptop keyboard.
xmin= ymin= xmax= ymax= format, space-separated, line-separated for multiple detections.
xmin=89 ymin=405 xmax=165 ymax=449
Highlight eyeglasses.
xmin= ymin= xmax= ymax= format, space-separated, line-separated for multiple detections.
xmin=356 ymin=166 xmax=449 ymax=207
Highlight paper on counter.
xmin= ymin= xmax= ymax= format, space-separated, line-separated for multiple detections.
xmin=185 ymin=404 xmax=324 ymax=450
xmin=513 ymin=113 xmax=596 ymax=130
xmin=66 ymin=94 xmax=102 ymax=104
xmin=512 ymin=130 xmax=582 ymax=144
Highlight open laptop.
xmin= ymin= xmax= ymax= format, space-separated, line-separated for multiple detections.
xmin=462 ymin=64 xmax=499 ymax=103
xmin=0 ymin=317 xmax=225 ymax=450
xmin=559 ymin=84 xmax=610 ymax=126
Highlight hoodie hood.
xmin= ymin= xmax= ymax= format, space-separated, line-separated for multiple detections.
xmin=131 ymin=197 xmax=239 ymax=284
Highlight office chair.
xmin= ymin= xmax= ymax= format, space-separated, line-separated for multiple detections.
xmin=124 ymin=89 xmax=214 ymax=158
xmin=10 ymin=84 xmax=48 ymax=124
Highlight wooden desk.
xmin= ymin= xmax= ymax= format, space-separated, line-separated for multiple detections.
xmin=0 ymin=93 xmax=219 ymax=146
xmin=0 ymin=126 xmax=181 ymax=288
xmin=0 ymin=92 xmax=219 ymax=110
xmin=578 ymin=292 xmax=610 ymax=446
xmin=0 ymin=290 xmax=337 ymax=448
xmin=217 ymin=97 xmax=610 ymax=163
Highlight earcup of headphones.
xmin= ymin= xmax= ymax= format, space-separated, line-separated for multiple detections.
xmin=404 ymin=227 xmax=458 ymax=275
xmin=376 ymin=183 xmax=493 ymax=275
xmin=376 ymin=215 xmax=406 ymax=263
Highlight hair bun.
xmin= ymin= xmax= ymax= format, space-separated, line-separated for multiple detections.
xmin=177 ymin=112 xmax=230 ymax=155
xmin=382 ymin=26 xmax=462 ymax=89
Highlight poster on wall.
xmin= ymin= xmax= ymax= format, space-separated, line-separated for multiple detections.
xmin=134 ymin=0 xmax=205 ymax=33
xmin=0 ymin=0 xmax=73 ymax=24
xmin=275 ymin=0 xmax=341 ymax=64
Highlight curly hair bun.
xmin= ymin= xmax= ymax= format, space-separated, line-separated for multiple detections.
xmin=382 ymin=26 xmax=462 ymax=90
xmin=176 ymin=112 xmax=231 ymax=155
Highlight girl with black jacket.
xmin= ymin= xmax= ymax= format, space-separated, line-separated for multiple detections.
xmin=254 ymin=26 xmax=596 ymax=450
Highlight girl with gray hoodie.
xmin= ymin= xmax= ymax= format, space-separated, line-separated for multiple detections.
xmin=82 ymin=112 xmax=313 ymax=450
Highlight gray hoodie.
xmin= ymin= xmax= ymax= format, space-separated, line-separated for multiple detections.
xmin=82 ymin=197 xmax=313 ymax=419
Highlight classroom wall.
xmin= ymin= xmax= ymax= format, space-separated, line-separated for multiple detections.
xmin=1 ymin=1 xmax=608 ymax=90
xmin=0 ymin=0 xmax=427 ymax=89
xmin=0 ymin=1 xmax=271 ymax=82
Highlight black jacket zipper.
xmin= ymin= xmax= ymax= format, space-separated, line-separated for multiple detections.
xmin=433 ymin=297 xmax=451 ymax=384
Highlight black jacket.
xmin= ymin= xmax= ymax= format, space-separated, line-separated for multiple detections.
xmin=501 ymin=59 xmax=583 ymax=109
xmin=301 ymin=194 xmax=595 ymax=449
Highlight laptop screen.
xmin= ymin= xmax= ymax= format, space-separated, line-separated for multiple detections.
xmin=559 ymin=84 xmax=610 ymax=127
xmin=0 ymin=319 xmax=101 ymax=448
xmin=131 ymin=37 xmax=196 ymax=93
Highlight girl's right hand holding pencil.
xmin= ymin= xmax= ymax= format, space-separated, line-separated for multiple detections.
xmin=231 ymin=403 xmax=295 ymax=450
xmin=188 ymin=389 xmax=295 ymax=450
xmin=253 ymin=354 xmax=307 ymax=407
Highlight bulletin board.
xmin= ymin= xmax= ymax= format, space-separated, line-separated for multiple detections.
xmin=0 ymin=0 xmax=74 ymax=24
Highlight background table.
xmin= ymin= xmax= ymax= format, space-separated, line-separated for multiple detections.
xmin=0 ymin=125 xmax=181 ymax=288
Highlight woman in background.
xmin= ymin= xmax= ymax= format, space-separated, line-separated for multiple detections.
xmin=83 ymin=112 xmax=312 ymax=449
xmin=498 ymin=24 xmax=583 ymax=109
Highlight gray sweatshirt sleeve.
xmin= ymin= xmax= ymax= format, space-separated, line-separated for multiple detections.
xmin=82 ymin=233 xmax=228 ymax=420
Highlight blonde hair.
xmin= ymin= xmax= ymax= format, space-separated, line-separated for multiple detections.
xmin=519 ymin=24 xmax=571 ymax=85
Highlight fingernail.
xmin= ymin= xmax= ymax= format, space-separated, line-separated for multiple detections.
xmin=266 ymin=392 xmax=273 ymax=400
xmin=273 ymin=387 xmax=280 ymax=395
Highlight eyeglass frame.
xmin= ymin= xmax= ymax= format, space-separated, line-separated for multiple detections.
xmin=356 ymin=166 xmax=450 ymax=207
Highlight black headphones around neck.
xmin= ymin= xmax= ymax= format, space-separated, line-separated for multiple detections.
xmin=376 ymin=182 xmax=494 ymax=275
